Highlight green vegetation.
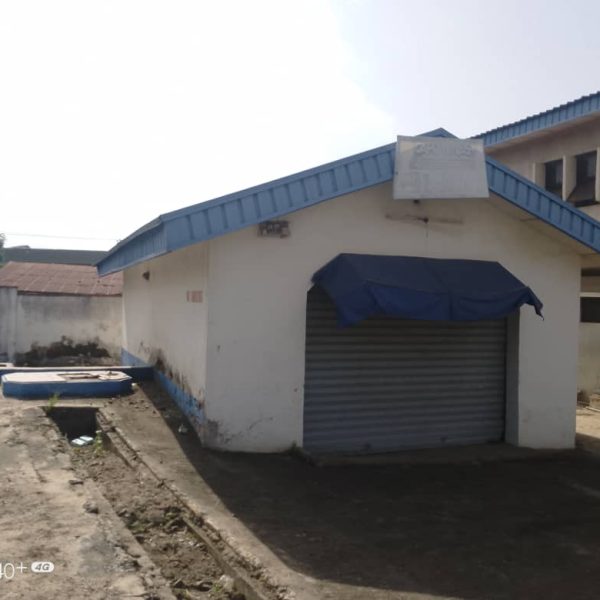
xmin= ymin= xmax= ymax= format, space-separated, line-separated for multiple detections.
xmin=93 ymin=430 xmax=104 ymax=455
xmin=45 ymin=392 xmax=60 ymax=412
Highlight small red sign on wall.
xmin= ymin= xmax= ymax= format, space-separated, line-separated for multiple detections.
xmin=186 ymin=290 xmax=203 ymax=303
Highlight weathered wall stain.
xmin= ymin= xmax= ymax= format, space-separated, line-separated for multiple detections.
xmin=131 ymin=343 xmax=206 ymax=438
xmin=17 ymin=335 xmax=111 ymax=366
xmin=0 ymin=293 xmax=123 ymax=362
xmin=203 ymin=416 xmax=275 ymax=449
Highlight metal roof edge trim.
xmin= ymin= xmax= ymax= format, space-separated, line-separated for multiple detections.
xmin=96 ymin=129 xmax=461 ymax=275
xmin=17 ymin=291 xmax=123 ymax=298
xmin=486 ymin=155 xmax=600 ymax=252
xmin=96 ymin=221 xmax=167 ymax=275
xmin=97 ymin=143 xmax=397 ymax=275
xmin=158 ymin=129 xmax=455 ymax=225
xmin=476 ymin=91 xmax=600 ymax=147
xmin=97 ymin=134 xmax=600 ymax=276
xmin=159 ymin=142 xmax=396 ymax=222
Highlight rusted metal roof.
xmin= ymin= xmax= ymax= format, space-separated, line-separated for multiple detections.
xmin=0 ymin=262 xmax=122 ymax=296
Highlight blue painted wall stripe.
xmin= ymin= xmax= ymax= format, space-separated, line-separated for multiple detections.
xmin=121 ymin=348 xmax=204 ymax=433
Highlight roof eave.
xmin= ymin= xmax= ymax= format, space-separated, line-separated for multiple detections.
xmin=477 ymin=91 xmax=600 ymax=147
xmin=96 ymin=135 xmax=600 ymax=276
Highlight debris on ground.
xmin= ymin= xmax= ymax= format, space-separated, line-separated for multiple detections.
xmin=83 ymin=500 xmax=100 ymax=514
xmin=0 ymin=401 xmax=174 ymax=599
xmin=71 ymin=434 xmax=94 ymax=447
xmin=71 ymin=441 xmax=243 ymax=600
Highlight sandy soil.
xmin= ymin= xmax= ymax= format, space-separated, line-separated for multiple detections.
xmin=0 ymin=400 xmax=174 ymax=599
xmin=576 ymin=406 xmax=600 ymax=457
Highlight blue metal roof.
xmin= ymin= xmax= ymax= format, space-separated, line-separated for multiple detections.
xmin=97 ymin=143 xmax=398 ymax=275
xmin=478 ymin=91 xmax=600 ymax=147
xmin=485 ymin=155 xmax=600 ymax=250
xmin=97 ymin=137 xmax=600 ymax=276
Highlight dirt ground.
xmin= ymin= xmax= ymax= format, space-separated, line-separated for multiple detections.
xmin=104 ymin=384 xmax=600 ymax=600
xmin=576 ymin=406 xmax=600 ymax=453
xmin=70 ymin=442 xmax=241 ymax=600
xmin=7 ymin=384 xmax=600 ymax=600
xmin=0 ymin=399 xmax=174 ymax=599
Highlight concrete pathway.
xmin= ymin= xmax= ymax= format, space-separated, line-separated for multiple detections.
xmin=103 ymin=384 xmax=600 ymax=600
xmin=0 ymin=397 xmax=174 ymax=599
xmin=102 ymin=390 xmax=309 ymax=600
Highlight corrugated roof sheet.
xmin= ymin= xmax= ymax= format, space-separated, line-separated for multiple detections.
xmin=2 ymin=247 xmax=107 ymax=265
xmin=0 ymin=262 xmax=122 ymax=296
xmin=486 ymin=156 xmax=600 ymax=249
xmin=477 ymin=91 xmax=600 ymax=146
xmin=97 ymin=134 xmax=600 ymax=276
xmin=97 ymin=142 xmax=398 ymax=275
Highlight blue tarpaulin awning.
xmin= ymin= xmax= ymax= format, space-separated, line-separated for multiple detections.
xmin=311 ymin=254 xmax=543 ymax=326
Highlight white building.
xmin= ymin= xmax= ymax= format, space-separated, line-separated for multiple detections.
xmin=98 ymin=96 xmax=600 ymax=455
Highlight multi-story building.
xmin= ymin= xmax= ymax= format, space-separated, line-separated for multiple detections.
xmin=479 ymin=92 xmax=600 ymax=400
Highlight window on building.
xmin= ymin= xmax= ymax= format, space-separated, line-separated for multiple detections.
xmin=569 ymin=151 xmax=597 ymax=206
xmin=544 ymin=159 xmax=563 ymax=197
xmin=581 ymin=296 xmax=600 ymax=323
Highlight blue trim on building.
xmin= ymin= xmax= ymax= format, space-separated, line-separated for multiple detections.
xmin=97 ymin=142 xmax=398 ymax=275
xmin=486 ymin=156 xmax=600 ymax=249
xmin=97 ymin=138 xmax=600 ymax=276
xmin=121 ymin=348 xmax=205 ymax=432
xmin=477 ymin=91 xmax=600 ymax=147
xmin=154 ymin=370 xmax=204 ymax=432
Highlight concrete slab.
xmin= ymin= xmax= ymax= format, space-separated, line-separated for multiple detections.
xmin=2 ymin=370 xmax=132 ymax=399
xmin=0 ymin=364 xmax=153 ymax=381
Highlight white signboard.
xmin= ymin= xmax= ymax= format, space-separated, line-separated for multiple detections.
xmin=393 ymin=135 xmax=489 ymax=200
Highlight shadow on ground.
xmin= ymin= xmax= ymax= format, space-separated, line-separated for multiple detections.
xmin=143 ymin=383 xmax=600 ymax=600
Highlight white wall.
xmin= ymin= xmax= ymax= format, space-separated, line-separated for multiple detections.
xmin=122 ymin=243 xmax=209 ymax=404
xmin=489 ymin=118 xmax=600 ymax=219
xmin=489 ymin=118 xmax=600 ymax=178
xmin=204 ymin=184 xmax=581 ymax=452
xmin=579 ymin=323 xmax=600 ymax=399
xmin=16 ymin=294 xmax=122 ymax=360
xmin=0 ymin=287 xmax=18 ymax=361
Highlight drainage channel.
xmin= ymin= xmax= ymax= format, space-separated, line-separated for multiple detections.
xmin=45 ymin=405 xmax=247 ymax=600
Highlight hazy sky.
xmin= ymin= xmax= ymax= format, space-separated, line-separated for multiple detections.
xmin=1 ymin=0 xmax=599 ymax=251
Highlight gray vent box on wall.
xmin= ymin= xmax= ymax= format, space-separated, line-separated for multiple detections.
xmin=393 ymin=135 xmax=489 ymax=201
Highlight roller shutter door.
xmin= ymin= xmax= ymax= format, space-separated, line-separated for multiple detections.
xmin=303 ymin=287 xmax=507 ymax=454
